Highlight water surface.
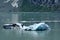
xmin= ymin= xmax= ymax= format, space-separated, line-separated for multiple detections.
xmin=0 ymin=12 xmax=60 ymax=40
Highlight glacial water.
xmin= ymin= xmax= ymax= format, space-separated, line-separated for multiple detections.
xmin=0 ymin=12 xmax=60 ymax=40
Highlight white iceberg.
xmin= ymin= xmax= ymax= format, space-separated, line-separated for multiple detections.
xmin=3 ymin=22 xmax=50 ymax=31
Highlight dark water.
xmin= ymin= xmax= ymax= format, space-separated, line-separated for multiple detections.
xmin=0 ymin=12 xmax=60 ymax=40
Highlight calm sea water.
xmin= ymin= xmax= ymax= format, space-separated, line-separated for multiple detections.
xmin=0 ymin=12 xmax=60 ymax=40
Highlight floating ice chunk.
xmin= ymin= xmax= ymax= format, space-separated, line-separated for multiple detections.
xmin=3 ymin=22 xmax=50 ymax=31
xmin=11 ymin=2 xmax=18 ymax=8
xmin=24 ymin=22 xmax=50 ymax=31
xmin=11 ymin=0 xmax=19 ymax=8
xmin=4 ymin=0 xmax=19 ymax=8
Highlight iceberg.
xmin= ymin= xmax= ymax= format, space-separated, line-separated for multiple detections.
xmin=3 ymin=22 xmax=50 ymax=31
